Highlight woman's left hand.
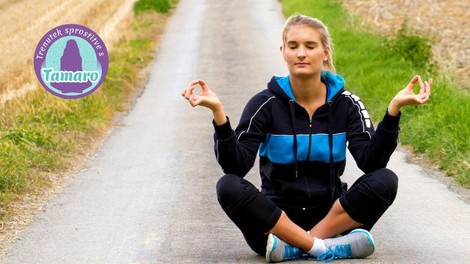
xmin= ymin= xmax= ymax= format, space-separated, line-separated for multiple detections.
xmin=388 ymin=75 xmax=432 ymax=116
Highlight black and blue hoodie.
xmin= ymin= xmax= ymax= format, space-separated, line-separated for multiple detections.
xmin=213 ymin=71 xmax=400 ymax=209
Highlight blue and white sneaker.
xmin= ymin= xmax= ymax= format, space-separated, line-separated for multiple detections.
xmin=266 ymin=233 xmax=305 ymax=263
xmin=317 ymin=229 xmax=375 ymax=262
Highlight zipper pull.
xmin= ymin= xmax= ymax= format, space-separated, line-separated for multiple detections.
xmin=295 ymin=170 xmax=298 ymax=178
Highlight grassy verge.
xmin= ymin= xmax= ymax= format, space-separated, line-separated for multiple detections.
xmin=279 ymin=0 xmax=470 ymax=187
xmin=0 ymin=1 xmax=175 ymax=221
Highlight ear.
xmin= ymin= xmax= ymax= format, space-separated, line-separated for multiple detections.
xmin=280 ymin=44 xmax=287 ymax=62
xmin=323 ymin=46 xmax=330 ymax=61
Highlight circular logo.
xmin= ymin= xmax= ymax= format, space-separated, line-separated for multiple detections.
xmin=34 ymin=24 xmax=108 ymax=99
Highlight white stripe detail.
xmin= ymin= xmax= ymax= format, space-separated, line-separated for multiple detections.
xmin=343 ymin=92 xmax=372 ymax=139
xmin=215 ymin=140 xmax=220 ymax=162
xmin=361 ymin=109 xmax=370 ymax=119
xmin=358 ymin=101 xmax=365 ymax=110
xmin=237 ymin=96 xmax=276 ymax=141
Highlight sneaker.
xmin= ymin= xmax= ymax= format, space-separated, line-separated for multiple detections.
xmin=266 ymin=233 xmax=304 ymax=263
xmin=317 ymin=229 xmax=375 ymax=262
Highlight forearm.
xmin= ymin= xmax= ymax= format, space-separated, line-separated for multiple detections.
xmin=351 ymin=111 xmax=400 ymax=172
xmin=212 ymin=104 xmax=227 ymax=125
xmin=213 ymin=118 xmax=258 ymax=176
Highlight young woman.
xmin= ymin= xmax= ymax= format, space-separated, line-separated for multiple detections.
xmin=182 ymin=14 xmax=431 ymax=263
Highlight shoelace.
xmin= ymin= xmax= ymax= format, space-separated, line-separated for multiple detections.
xmin=283 ymin=244 xmax=303 ymax=260
xmin=316 ymin=244 xmax=352 ymax=263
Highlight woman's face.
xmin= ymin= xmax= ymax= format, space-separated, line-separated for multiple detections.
xmin=281 ymin=25 xmax=329 ymax=77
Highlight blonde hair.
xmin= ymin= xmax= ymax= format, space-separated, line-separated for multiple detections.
xmin=282 ymin=14 xmax=336 ymax=73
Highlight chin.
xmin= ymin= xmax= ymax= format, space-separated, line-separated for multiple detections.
xmin=290 ymin=70 xmax=318 ymax=78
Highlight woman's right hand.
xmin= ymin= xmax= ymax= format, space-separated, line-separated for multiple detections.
xmin=181 ymin=80 xmax=222 ymax=111
xmin=181 ymin=79 xmax=227 ymax=125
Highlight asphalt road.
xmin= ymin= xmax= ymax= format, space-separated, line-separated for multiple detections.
xmin=2 ymin=0 xmax=470 ymax=263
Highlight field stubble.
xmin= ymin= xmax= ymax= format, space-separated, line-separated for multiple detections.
xmin=343 ymin=0 xmax=470 ymax=89
xmin=0 ymin=0 xmax=177 ymax=258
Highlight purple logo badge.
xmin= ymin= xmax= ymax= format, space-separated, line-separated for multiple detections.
xmin=34 ymin=24 xmax=108 ymax=99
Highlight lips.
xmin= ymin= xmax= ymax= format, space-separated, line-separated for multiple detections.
xmin=295 ymin=62 xmax=310 ymax=66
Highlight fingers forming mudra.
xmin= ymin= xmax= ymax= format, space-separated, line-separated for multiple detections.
xmin=415 ymin=75 xmax=432 ymax=104
xmin=181 ymin=79 xmax=221 ymax=110
xmin=397 ymin=75 xmax=432 ymax=107
xmin=181 ymin=80 xmax=202 ymax=106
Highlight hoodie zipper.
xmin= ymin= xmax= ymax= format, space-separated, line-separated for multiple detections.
xmin=288 ymin=100 xmax=299 ymax=178
xmin=306 ymin=118 xmax=313 ymax=161
xmin=304 ymin=117 xmax=314 ymax=201
xmin=327 ymin=100 xmax=336 ymax=198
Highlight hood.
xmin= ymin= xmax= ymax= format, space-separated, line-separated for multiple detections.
xmin=270 ymin=71 xmax=345 ymax=102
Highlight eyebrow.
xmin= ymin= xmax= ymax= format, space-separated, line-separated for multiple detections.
xmin=286 ymin=40 xmax=319 ymax=45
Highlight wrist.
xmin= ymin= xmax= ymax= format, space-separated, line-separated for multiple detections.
xmin=211 ymin=102 xmax=223 ymax=113
xmin=212 ymin=104 xmax=227 ymax=125
xmin=388 ymin=100 xmax=401 ymax=116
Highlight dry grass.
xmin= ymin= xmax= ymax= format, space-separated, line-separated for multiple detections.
xmin=0 ymin=0 xmax=137 ymax=103
xmin=342 ymin=0 xmax=470 ymax=89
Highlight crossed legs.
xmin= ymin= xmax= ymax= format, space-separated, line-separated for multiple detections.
xmin=216 ymin=168 xmax=398 ymax=255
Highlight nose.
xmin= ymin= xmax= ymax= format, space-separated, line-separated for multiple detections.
xmin=297 ymin=46 xmax=306 ymax=59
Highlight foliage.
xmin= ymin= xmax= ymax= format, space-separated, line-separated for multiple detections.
xmin=134 ymin=0 xmax=171 ymax=14
xmin=385 ymin=23 xmax=435 ymax=72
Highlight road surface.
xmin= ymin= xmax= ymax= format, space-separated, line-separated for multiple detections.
xmin=2 ymin=0 xmax=469 ymax=263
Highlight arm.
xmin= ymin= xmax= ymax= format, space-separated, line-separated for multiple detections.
xmin=213 ymin=96 xmax=269 ymax=176
xmin=348 ymin=75 xmax=432 ymax=172
xmin=347 ymin=109 xmax=401 ymax=173
xmin=181 ymin=80 xmax=269 ymax=176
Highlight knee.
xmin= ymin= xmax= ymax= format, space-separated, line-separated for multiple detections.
xmin=370 ymin=168 xmax=398 ymax=204
xmin=216 ymin=174 xmax=244 ymax=208
xmin=379 ymin=168 xmax=398 ymax=192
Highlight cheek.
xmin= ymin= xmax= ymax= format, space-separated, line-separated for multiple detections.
xmin=309 ymin=50 xmax=326 ymax=64
xmin=282 ymin=50 xmax=295 ymax=62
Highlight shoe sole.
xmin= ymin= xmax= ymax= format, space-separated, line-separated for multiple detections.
xmin=266 ymin=233 xmax=277 ymax=263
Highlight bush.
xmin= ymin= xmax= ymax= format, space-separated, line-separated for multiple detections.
xmin=386 ymin=23 xmax=435 ymax=71
xmin=134 ymin=0 xmax=171 ymax=15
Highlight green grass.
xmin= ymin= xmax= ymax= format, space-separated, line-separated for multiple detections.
xmin=0 ymin=4 xmax=174 ymax=220
xmin=280 ymin=0 xmax=470 ymax=187
xmin=134 ymin=0 xmax=171 ymax=14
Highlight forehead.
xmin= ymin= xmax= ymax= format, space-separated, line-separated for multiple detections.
xmin=284 ymin=25 xmax=322 ymax=43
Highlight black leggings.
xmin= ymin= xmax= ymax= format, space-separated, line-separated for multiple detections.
xmin=216 ymin=168 xmax=398 ymax=255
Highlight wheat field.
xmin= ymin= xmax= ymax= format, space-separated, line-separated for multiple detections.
xmin=343 ymin=0 xmax=470 ymax=88
xmin=0 ymin=0 xmax=137 ymax=103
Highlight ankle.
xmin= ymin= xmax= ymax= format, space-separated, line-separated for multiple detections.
xmin=307 ymin=237 xmax=326 ymax=257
